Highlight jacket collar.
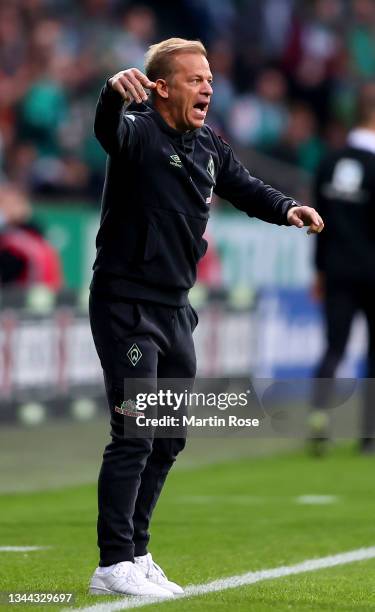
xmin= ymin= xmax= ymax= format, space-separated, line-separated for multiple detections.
xmin=149 ymin=105 xmax=200 ymax=142
xmin=128 ymin=100 xmax=200 ymax=142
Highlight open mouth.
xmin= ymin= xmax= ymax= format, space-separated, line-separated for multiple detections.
xmin=193 ymin=102 xmax=209 ymax=117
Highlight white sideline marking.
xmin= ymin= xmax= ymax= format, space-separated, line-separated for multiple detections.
xmin=68 ymin=546 xmax=375 ymax=612
xmin=0 ymin=546 xmax=49 ymax=552
xmin=176 ymin=495 xmax=265 ymax=505
xmin=296 ymin=495 xmax=339 ymax=505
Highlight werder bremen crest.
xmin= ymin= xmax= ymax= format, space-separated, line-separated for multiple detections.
xmin=207 ymin=155 xmax=215 ymax=180
xmin=127 ymin=343 xmax=142 ymax=366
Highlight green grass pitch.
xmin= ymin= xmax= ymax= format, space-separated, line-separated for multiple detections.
xmin=1 ymin=444 xmax=375 ymax=611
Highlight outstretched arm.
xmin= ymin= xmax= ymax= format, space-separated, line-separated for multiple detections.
xmin=215 ymin=137 xmax=324 ymax=233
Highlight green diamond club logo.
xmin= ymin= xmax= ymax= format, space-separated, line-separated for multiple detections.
xmin=127 ymin=343 xmax=142 ymax=366
xmin=207 ymin=155 xmax=215 ymax=180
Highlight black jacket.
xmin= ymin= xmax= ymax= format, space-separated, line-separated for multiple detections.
xmin=91 ymin=82 xmax=298 ymax=305
xmin=314 ymin=144 xmax=375 ymax=283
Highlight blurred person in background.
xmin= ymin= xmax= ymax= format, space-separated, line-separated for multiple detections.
xmin=0 ymin=182 xmax=63 ymax=290
xmin=347 ymin=0 xmax=375 ymax=79
xmin=206 ymin=39 xmax=236 ymax=133
xmin=15 ymin=17 xmax=95 ymax=195
xmin=261 ymin=0 xmax=296 ymax=58
xmin=229 ymin=66 xmax=289 ymax=150
xmin=89 ymin=37 xmax=324 ymax=599
xmin=0 ymin=0 xmax=369 ymax=202
xmin=283 ymin=0 xmax=343 ymax=125
xmin=311 ymin=82 xmax=375 ymax=455
xmin=111 ymin=5 xmax=157 ymax=71
xmin=269 ymin=102 xmax=326 ymax=173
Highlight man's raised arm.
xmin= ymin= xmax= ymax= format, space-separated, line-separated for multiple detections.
xmin=94 ymin=69 xmax=156 ymax=155
xmin=214 ymin=137 xmax=324 ymax=233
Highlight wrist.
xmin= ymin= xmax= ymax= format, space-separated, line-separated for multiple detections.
xmin=105 ymin=79 xmax=126 ymax=106
xmin=286 ymin=202 xmax=300 ymax=224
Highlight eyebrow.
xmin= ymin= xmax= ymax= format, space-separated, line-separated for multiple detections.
xmin=190 ymin=73 xmax=213 ymax=80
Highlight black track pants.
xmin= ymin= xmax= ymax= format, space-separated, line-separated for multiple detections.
xmin=313 ymin=279 xmax=375 ymax=438
xmin=89 ymin=292 xmax=197 ymax=566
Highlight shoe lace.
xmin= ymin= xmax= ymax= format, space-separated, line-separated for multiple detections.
xmin=144 ymin=554 xmax=167 ymax=580
xmin=113 ymin=562 xmax=146 ymax=585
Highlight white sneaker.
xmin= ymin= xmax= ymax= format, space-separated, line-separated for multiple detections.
xmin=89 ymin=561 xmax=174 ymax=597
xmin=135 ymin=553 xmax=184 ymax=595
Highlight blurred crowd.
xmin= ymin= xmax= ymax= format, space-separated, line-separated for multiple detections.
xmin=1 ymin=0 xmax=374 ymax=200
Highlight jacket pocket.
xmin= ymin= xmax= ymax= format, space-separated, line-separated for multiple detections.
xmin=188 ymin=217 xmax=208 ymax=262
xmin=197 ymin=237 xmax=208 ymax=259
xmin=188 ymin=303 xmax=199 ymax=331
xmin=121 ymin=217 xmax=159 ymax=263
xmin=143 ymin=221 xmax=159 ymax=261
xmin=89 ymin=296 xmax=142 ymax=373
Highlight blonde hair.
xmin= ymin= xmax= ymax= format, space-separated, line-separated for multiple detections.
xmin=144 ymin=38 xmax=207 ymax=82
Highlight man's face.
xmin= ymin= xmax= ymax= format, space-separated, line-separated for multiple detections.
xmin=164 ymin=53 xmax=213 ymax=131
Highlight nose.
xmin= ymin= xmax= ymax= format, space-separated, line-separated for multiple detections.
xmin=201 ymin=80 xmax=213 ymax=97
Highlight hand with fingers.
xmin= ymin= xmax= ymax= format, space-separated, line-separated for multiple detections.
xmin=287 ymin=205 xmax=324 ymax=235
xmin=108 ymin=68 xmax=156 ymax=104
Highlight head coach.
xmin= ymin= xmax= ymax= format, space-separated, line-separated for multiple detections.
xmin=88 ymin=38 xmax=324 ymax=598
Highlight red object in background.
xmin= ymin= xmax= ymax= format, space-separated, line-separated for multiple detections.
xmin=197 ymin=233 xmax=222 ymax=288
xmin=0 ymin=226 xmax=63 ymax=290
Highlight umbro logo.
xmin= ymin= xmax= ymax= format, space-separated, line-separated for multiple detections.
xmin=127 ymin=343 xmax=142 ymax=366
xmin=170 ymin=154 xmax=182 ymax=168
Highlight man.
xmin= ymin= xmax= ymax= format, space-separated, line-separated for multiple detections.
xmin=0 ymin=183 xmax=63 ymax=290
xmin=311 ymin=82 xmax=375 ymax=455
xmin=89 ymin=38 xmax=323 ymax=598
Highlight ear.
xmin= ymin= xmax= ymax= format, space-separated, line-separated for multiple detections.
xmin=155 ymin=78 xmax=168 ymax=99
